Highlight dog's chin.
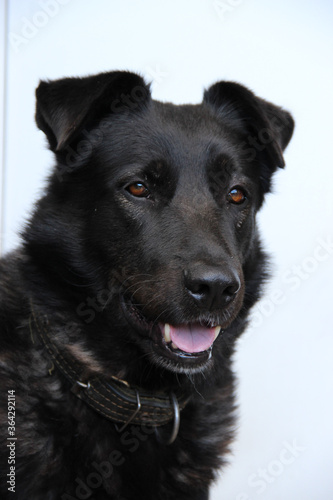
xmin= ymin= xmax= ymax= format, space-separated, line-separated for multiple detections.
xmin=120 ymin=295 xmax=231 ymax=374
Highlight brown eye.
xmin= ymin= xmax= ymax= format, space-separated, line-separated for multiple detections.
xmin=228 ymin=187 xmax=247 ymax=205
xmin=127 ymin=182 xmax=150 ymax=198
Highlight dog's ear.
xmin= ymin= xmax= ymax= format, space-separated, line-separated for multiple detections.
xmin=35 ymin=71 xmax=150 ymax=152
xmin=203 ymin=81 xmax=294 ymax=192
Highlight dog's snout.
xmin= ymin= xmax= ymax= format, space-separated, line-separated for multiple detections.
xmin=183 ymin=266 xmax=241 ymax=311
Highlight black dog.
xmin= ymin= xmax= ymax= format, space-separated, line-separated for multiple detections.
xmin=0 ymin=71 xmax=293 ymax=499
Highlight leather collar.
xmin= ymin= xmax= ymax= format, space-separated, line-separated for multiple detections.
xmin=29 ymin=303 xmax=190 ymax=442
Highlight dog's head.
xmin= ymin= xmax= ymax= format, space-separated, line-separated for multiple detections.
xmin=31 ymin=71 xmax=294 ymax=375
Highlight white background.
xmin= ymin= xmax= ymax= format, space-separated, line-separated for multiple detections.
xmin=1 ymin=1 xmax=333 ymax=499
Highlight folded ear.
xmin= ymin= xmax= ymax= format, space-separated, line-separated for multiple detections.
xmin=35 ymin=71 xmax=151 ymax=153
xmin=203 ymin=81 xmax=294 ymax=191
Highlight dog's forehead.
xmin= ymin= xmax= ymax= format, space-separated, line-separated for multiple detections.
xmin=119 ymin=101 xmax=239 ymax=163
xmin=101 ymin=98 xmax=246 ymax=185
xmin=152 ymin=100 xmax=227 ymax=138
xmin=151 ymin=101 xmax=244 ymax=176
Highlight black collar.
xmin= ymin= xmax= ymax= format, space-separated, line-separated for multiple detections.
xmin=29 ymin=303 xmax=190 ymax=443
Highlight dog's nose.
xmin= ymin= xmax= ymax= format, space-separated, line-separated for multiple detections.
xmin=183 ymin=266 xmax=241 ymax=311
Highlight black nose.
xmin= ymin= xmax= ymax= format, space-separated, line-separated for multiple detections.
xmin=184 ymin=266 xmax=241 ymax=311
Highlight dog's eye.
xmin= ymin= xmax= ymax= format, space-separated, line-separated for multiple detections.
xmin=228 ymin=187 xmax=247 ymax=205
xmin=126 ymin=182 xmax=150 ymax=198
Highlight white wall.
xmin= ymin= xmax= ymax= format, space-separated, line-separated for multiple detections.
xmin=1 ymin=1 xmax=333 ymax=498
xmin=0 ymin=1 xmax=7 ymax=255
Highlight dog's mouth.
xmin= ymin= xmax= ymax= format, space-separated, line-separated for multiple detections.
xmin=160 ymin=323 xmax=220 ymax=354
xmin=121 ymin=295 xmax=223 ymax=371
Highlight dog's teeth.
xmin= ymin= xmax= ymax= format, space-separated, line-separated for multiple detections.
xmin=171 ymin=342 xmax=178 ymax=350
xmin=214 ymin=326 xmax=221 ymax=341
xmin=164 ymin=324 xmax=171 ymax=343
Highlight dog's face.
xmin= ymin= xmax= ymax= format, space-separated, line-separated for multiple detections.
xmin=32 ymin=72 xmax=294 ymax=375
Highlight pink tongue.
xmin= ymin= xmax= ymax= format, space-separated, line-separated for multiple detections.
xmin=170 ymin=324 xmax=217 ymax=353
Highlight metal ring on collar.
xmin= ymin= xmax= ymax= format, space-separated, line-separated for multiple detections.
xmin=154 ymin=392 xmax=180 ymax=446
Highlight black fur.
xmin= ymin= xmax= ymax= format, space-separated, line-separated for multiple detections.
xmin=0 ymin=71 xmax=294 ymax=499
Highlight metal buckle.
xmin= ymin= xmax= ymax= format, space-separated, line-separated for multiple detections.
xmin=115 ymin=389 xmax=141 ymax=433
xmin=154 ymin=392 xmax=180 ymax=446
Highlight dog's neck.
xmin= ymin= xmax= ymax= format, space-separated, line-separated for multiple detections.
xmin=29 ymin=301 xmax=190 ymax=444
